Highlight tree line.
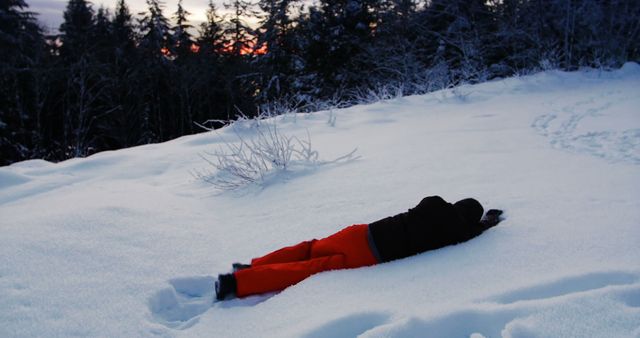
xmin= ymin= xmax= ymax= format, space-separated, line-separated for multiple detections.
xmin=1 ymin=0 xmax=639 ymax=165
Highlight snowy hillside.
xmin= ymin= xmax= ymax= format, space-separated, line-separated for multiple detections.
xmin=1 ymin=65 xmax=640 ymax=337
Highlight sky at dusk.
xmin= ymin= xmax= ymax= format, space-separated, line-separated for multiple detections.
xmin=27 ymin=0 xmax=232 ymax=34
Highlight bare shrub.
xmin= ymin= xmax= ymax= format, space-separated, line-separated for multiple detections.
xmin=347 ymin=83 xmax=405 ymax=105
xmin=193 ymin=119 xmax=358 ymax=190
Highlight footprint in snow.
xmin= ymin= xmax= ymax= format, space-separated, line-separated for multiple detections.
xmin=148 ymin=276 xmax=216 ymax=329
xmin=532 ymin=92 xmax=640 ymax=165
xmin=148 ymin=275 xmax=275 ymax=329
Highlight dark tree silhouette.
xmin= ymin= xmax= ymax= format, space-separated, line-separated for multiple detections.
xmin=1 ymin=0 xmax=638 ymax=165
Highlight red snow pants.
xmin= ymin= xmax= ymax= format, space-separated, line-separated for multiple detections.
xmin=234 ymin=223 xmax=378 ymax=297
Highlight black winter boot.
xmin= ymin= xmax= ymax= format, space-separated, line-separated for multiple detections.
xmin=232 ymin=263 xmax=251 ymax=272
xmin=215 ymin=273 xmax=237 ymax=301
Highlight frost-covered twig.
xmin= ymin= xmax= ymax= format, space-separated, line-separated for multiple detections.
xmin=193 ymin=118 xmax=357 ymax=190
xmin=347 ymin=83 xmax=405 ymax=104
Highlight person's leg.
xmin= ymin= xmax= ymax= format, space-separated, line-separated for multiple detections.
xmin=250 ymin=240 xmax=317 ymax=266
xmin=311 ymin=224 xmax=379 ymax=268
xmin=235 ymin=254 xmax=345 ymax=297
xmin=225 ymin=224 xmax=378 ymax=299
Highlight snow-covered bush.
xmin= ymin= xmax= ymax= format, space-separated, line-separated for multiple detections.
xmin=193 ymin=119 xmax=358 ymax=190
xmin=348 ymin=83 xmax=405 ymax=105
xmin=257 ymin=93 xmax=347 ymax=128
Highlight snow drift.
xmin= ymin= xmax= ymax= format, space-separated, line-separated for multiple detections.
xmin=1 ymin=64 xmax=639 ymax=337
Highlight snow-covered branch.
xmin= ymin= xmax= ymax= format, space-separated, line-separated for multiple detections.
xmin=193 ymin=118 xmax=358 ymax=190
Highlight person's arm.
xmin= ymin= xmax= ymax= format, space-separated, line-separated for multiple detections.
xmin=463 ymin=209 xmax=504 ymax=240
xmin=481 ymin=209 xmax=504 ymax=229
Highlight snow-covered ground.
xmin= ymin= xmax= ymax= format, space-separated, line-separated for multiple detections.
xmin=1 ymin=64 xmax=639 ymax=337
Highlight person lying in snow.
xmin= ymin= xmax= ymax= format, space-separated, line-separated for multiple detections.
xmin=215 ymin=195 xmax=504 ymax=300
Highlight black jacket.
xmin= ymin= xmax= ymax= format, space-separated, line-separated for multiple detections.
xmin=368 ymin=196 xmax=489 ymax=262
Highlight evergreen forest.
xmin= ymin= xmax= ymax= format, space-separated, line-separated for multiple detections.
xmin=1 ymin=0 xmax=639 ymax=165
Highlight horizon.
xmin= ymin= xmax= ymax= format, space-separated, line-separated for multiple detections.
xmin=27 ymin=0 xmax=250 ymax=34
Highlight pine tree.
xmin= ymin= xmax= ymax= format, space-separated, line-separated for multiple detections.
xmin=172 ymin=0 xmax=194 ymax=59
xmin=223 ymin=0 xmax=256 ymax=56
xmin=413 ymin=0 xmax=496 ymax=83
xmin=138 ymin=0 xmax=173 ymax=59
xmin=100 ymin=0 xmax=140 ymax=149
xmin=0 ymin=0 xmax=42 ymax=64
xmin=216 ymin=0 xmax=261 ymax=119
xmin=93 ymin=6 xmax=113 ymax=62
xmin=255 ymin=0 xmax=298 ymax=100
xmin=0 ymin=0 xmax=45 ymax=164
xmin=137 ymin=0 xmax=175 ymax=142
xmin=169 ymin=1 xmax=197 ymax=137
xmin=360 ymin=0 xmax=424 ymax=92
xmin=58 ymin=0 xmax=113 ymax=157
xmin=59 ymin=0 xmax=95 ymax=59
xmin=113 ymin=0 xmax=135 ymax=59
xmin=198 ymin=0 xmax=224 ymax=55
xmin=291 ymin=5 xmax=326 ymax=97
xmin=313 ymin=0 xmax=381 ymax=92
xmin=193 ymin=1 xmax=230 ymax=128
